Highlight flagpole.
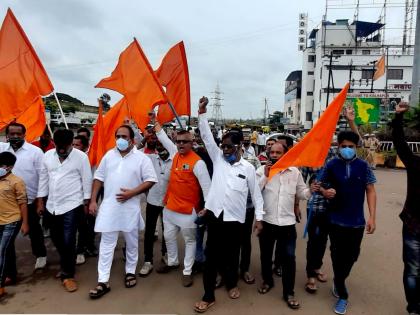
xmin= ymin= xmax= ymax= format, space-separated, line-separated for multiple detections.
xmin=53 ymin=92 xmax=69 ymax=129
xmin=168 ymin=102 xmax=184 ymax=130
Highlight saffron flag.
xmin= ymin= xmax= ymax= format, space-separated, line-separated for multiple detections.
xmin=88 ymin=103 xmax=106 ymax=167
xmin=95 ymin=39 xmax=167 ymax=131
xmin=0 ymin=8 xmax=53 ymax=129
xmin=373 ymin=55 xmax=385 ymax=81
xmin=16 ymin=96 xmax=46 ymax=142
xmin=155 ymin=41 xmax=191 ymax=124
xmin=269 ymin=83 xmax=350 ymax=180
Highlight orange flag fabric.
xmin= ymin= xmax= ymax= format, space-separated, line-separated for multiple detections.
xmin=88 ymin=103 xmax=105 ymax=167
xmin=155 ymin=41 xmax=191 ymax=124
xmin=0 ymin=8 xmax=53 ymax=129
xmin=16 ymin=96 xmax=46 ymax=142
xmin=373 ymin=55 xmax=385 ymax=81
xmin=95 ymin=39 xmax=167 ymax=131
xmin=269 ymin=83 xmax=350 ymax=180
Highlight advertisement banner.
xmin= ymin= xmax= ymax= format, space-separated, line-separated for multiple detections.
xmin=345 ymin=97 xmax=380 ymax=125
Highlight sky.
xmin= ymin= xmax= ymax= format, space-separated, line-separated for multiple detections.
xmin=0 ymin=0 xmax=410 ymax=119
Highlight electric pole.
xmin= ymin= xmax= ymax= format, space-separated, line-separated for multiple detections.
xmin=211 ymin=83 xmax=224 ymax=125
xmin=410 ymin=0 xmax=419 ymax=107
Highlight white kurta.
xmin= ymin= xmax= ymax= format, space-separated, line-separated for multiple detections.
xmin=94 ymin=148 xmax=158 ymax=233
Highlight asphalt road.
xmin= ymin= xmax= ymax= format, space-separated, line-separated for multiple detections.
xmin=0 ymin=168 xmax=408 ymax=315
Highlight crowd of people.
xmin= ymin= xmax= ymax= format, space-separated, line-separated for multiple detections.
xmin=0 ymin=99 xmax=418 ymax=315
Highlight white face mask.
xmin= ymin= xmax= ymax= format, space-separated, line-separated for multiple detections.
xmin=116 ymin=138 xmax=130 ymax=151
xmin=0 ymin=167 xmax=8 ymax=177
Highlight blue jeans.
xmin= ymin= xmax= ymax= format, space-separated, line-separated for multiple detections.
xmin=0 ymin=221 xmax=21 ymax=287
xmin=403 ymin=225 xmax=420 ymax=314
xmin=44 ymin=206 xmax=80 ymax=280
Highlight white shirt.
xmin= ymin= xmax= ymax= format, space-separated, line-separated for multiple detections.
xmin=198 ymin=113 xmax=264 ymax=223
xmin=94 ymin=147 xmax=157 ymax=233
xmin=156 ymin=128 xmax=211 ymax=228
xmin=256 ymin=166 xmax=311 ymax=226
xmin=0 ymin=142 xmax=44 ymax=204
xmin=242 ymin=145 xmax=256 ymax=158
xmin=257 ymin=133 xmax=266 ymax=146
xmin=146 ymin=154 xmax=172 ymax=207
xmin=37 ymin=148 xmax=92 ymax=215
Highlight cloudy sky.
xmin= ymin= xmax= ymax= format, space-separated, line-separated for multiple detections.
xmin=0 ymin=0 xmax=409 ymax=119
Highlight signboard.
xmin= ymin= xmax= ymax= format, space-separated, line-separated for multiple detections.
xmin=345 ymin=97 xmax=380 ymax=125
xmin=298 ymin=13 xmax=307 ymax=51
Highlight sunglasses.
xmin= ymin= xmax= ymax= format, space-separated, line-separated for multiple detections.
xmin=220 ymin=144 xmax=238 ymax=150
xmin=340 ymin=145 xmax=355 ymax=148
xmin=175 ymin=140 xmax=192 ymax=144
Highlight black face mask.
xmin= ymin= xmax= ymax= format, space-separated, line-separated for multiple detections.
xmin=158 ymin=149 xmax=169 ymax=161
xmin=270 ymin=158 xmax=278 ymax=164
xmin=40 ymin=138 xmax=50 ymax=146
xmin=8 ymin=137 xmax=24 ymax=149
xmin=57 ymin=147 xmax=72 ymax=159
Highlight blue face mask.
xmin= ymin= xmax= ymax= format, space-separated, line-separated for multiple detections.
xmin=0 ymin=167 xmax=8 ymax=177
xmin=116 ymin=138 xmax=129 ymax=151
xmin=339 ymin=147 xmax=356 ymax=160
xmin=224 ymin=152 xmax=237 ymax=164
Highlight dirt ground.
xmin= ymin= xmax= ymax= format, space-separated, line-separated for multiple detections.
xmin=0 ymin=168 xmax=409 ymax=315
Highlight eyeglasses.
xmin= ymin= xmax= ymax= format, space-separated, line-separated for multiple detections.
xmin=175 ymin=140 xmax=192 ymax=144
xmin=220 ymin=144 xmax=238 ymax=150
xmin=115 ymin=135 xmax=129 ymax=139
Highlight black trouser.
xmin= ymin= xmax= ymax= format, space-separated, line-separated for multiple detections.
xmin=259 ymin=222 xmax=296 ymax=299
xmin=329 ymin=224 xmax=364 ymax=300
xmin=27 ymin=202 xmax=46 ymax=258
xmin=240 ymin=208 xmax=254 ymax=274
xmin=402 ymin=225 xmax=420 ymax=314
xmin=306 ymin=211 xmax=329 ymax=278
xmin=144 ymin=203 xmax=166 ymax=263
xmin=202 ymin=211 xmax=243 ymax=303
xmin=76 ymin=207 xmax=96 ymax=254
xmin=45 ymin=206 xmax=80 ymax=280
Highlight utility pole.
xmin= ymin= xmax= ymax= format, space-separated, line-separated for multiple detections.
xmin=263 ymin=98 xmax=269 ymax=125
xmin=210 ymin=83 xmax=224 ymax=125
xmin=410 ymin=0 xmax=420 ymax=107
xmin=326 ymin=53 xmax=333 ymax=108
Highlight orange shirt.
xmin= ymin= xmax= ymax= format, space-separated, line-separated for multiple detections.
xmin=0 ymin=173 xmax=27 ymax=225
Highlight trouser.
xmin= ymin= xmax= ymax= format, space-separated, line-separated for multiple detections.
xmin=329 ymin=224 xmax=364 ymax=300
xmin=403 ymin=225 xmax=420 ymax=314
xmin=76 ymin=207 xmax=96 ymax=254
xmin=27 ymin=202 xmax=46 ymax=258
xmin=259 ymin=222 xmax=296 ymax=299
xmin=144 ymin=203 xmax=166 ymax=263
xmin=195 ymin=224 xmax=206 ymax=263
xmin=44 ymin=206 xmax=79 ymax=280
xmin=202 ymin=211 xmax=243 ymax=303
xmin=306 ymin=211 xmax=329 ymax=278
xmin=0 ymin=221 xmax=21 ymax=287
xmin=163 ymin=213 xmax=196 ymax=276
xmin=98 ymin=229 xmax=138 ymax=283
xmin=240 ymin=208 xmax=254 ymax=274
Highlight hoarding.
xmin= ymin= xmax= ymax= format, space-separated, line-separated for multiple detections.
xmin=345 ymin=97 xmax=380 ymax=125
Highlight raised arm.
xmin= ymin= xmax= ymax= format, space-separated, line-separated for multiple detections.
xmin=197 ymin=96 xmax=221 ymax=162
xmin=391 ymin=102 xmax=413 ymax=167
xmin=154 ymin=122 xmax=178 ymax=157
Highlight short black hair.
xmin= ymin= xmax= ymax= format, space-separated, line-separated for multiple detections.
xmin=0 ymin=151 xmax=17 ymax=166
xmin=74 ymin=135 xmax=89 ymax=148
xmin=337 ymin=131 xmax=360 ymax=145
xmin=53 ymin=129 xmax=74 ymax=147
xmin=276 ymin=135 xmax=294 ymax=148
xmin=6 ymin=122 xmax=26 ymax=135
xmin=77 ymin=127 xmax=91 ymax=139
xmin=115 ymin=125 xmax=135 ymax=139
xmin=222 ymin=131 xmax=243 ymax=145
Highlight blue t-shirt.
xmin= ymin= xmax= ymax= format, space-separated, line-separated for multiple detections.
xmin=319 ymin=157 xmax=376 ymax=228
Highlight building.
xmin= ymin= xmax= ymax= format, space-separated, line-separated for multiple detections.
xmin=299 ymin=18 xmax=414 ymax=130
xmin=284 ymin=71 xmax=302 ymax=128
xmin=50 ymin=104 xmax=99 ymax=126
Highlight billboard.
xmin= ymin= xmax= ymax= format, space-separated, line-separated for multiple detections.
xmin=345 ymin=97 xmax=380 ymax=125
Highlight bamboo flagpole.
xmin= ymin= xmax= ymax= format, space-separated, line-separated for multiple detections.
xmin=53 ymin=92 xmax=69 ymax=129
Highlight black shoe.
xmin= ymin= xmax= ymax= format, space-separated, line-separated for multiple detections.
xmin=192 ymin=261 xmax=204 ymax=274
xmin=85 ymin=247 xmax=98 ymax=257
xmin=273 ymin=266 xmax=282 ymax=277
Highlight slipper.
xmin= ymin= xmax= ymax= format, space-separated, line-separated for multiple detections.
xmin=315 ymin=271 xmax=327 ymax=283
xmin=89 ymin=282 xmax=110 ymax=299
xmin=258 ymin=283 xmax=273 ymax=294
xmin=62 ymin=278 xmax=78 ymax=292
xmin=241 ymin=272 xmax=255 ymax=285
xmin=0 ymin=287 xmax=6 ymax=298
xmin=285 ymin=295 xmax=300 ymax=310
xmin=194 ymin=301 xmax=215 ymax=313
xmin=125 ymin=273 xmax=137 ymax=288
xmin=305 ymin=278 xmax=318 ymax=294
xmin=228 ymin=287 xmax=240 ymax=299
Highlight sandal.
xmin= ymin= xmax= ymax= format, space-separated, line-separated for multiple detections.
xmin=89 ymin=282 xmax=110 ymax=299
xmin=62 ymin=278 xmax=78 ymax=292
xmin=258 ymin=283 xmax=273 ymax=294
xmin=125 ymin=273 xmax=137 ymax=288
xmin=305 ymin=278 xmax=318 ymax=294
xmin=194 ymin=300 xmax=215 ymax=313
xmin=315 ymin=270 xmax=327 ymax=282
xmin=241 ymin=272 xmax=255 ymax=284
xmin=228 ymin=287 xmax=240 ymax=299
xmin=285 ymin=295 xmax=300 ymax=310
xmin=0 ymin=287 xmax=6 ymax=298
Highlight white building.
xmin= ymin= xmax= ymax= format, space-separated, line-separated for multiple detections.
xmin=299 ymin=19 xmax=414 ymax=130
xmin=284 ymin=71 xmax=302 ymax=125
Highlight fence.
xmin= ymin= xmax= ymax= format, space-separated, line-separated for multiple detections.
xmin=379 ymin=141 xmax=420 ymax=153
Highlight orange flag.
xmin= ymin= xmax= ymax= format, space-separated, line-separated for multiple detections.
xmin=373 ymin=55 xmax=385 ymax=81
xmin=155 ymin=41 xmax=191 ymax=124
xmin=0 ymin=8 xmax=53 ymax=129
xmin=88 ymin=103 xmax=106 ymax=167
xmin=269 ymin=83 xmax=350 ymax=180
xmin=95 ymin=39 xmax=167 ymax=131
xmin=16 ymin=96 xmax=47 ymax=142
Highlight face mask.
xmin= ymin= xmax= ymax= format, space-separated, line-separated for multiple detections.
xmin=8 ymin=137 xmax=24 ymax=149
xmin=57 ymin=147 xmax=72 ymax=159
xmin=116 ymin=138 xmax=129 ymax=151
xmin=0 ymin=167 xmax=8 ymax=177
xmin=224 ymin=152 xmax=237 ymax=164
xmin=270 ymin=158 xmax=278 ymax=164
xmin=158 ymin=149 xmax=169 ymax=161
xmin=339 ymin=147 xmax=356 ymax=160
